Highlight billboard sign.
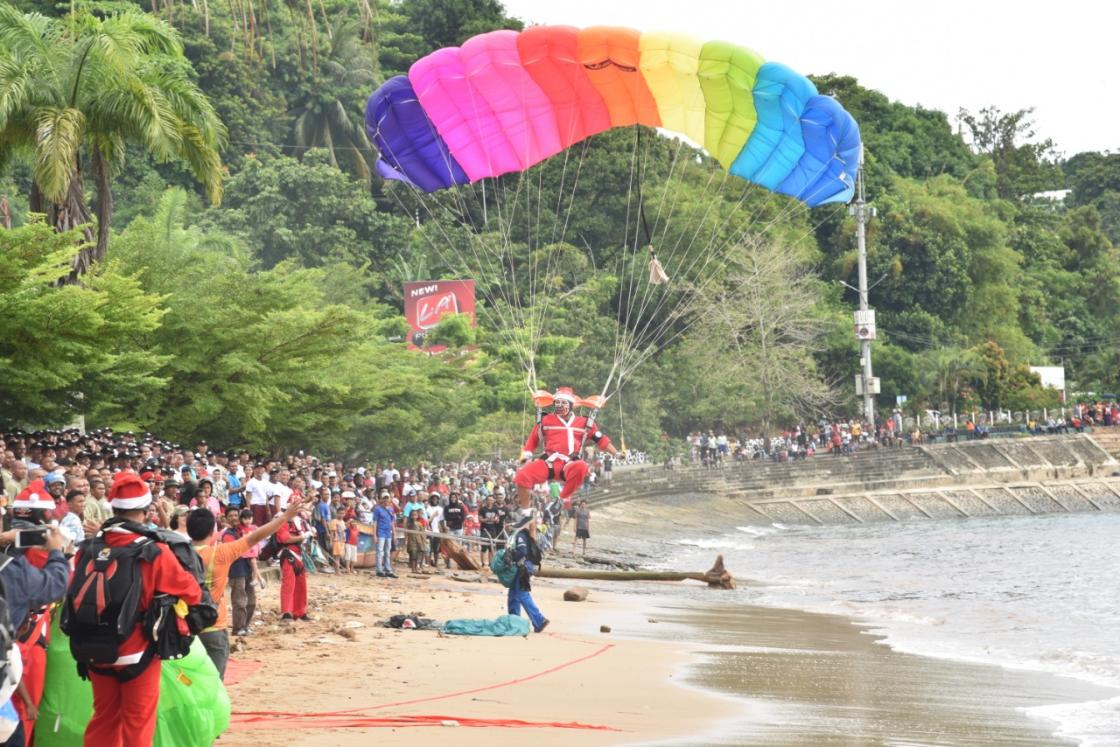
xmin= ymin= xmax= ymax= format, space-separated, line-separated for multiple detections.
xmin=403 ymin=280 xmax=476 ymax=352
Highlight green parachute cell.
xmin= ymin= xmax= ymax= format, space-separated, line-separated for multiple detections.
xmin=34 ymin=616 xmax=230 ymax=746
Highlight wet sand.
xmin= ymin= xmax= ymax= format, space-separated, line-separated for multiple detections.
xmin=637 ymin=602 xmax=1118 ymax=746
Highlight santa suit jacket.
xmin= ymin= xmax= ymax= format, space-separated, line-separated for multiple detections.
xmin=523 ymin=411 xmax=611 ymax=461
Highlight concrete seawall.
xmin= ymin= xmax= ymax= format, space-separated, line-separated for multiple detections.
xmin=596 ymin=433 xmax=1120 ymax=525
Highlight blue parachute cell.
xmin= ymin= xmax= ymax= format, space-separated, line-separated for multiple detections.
xmin=365 ymin=76 xmax=469 ymax=191
xmin=779 ymin=95 xmax=861 ymax=207
xmin=729 ymin=62 xmax=817 ymax=190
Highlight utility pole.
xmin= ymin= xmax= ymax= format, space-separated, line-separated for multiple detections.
xmin=850 ymin=159 xmax=877 ymax=430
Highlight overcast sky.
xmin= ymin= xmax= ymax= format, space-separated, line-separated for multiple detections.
xmin=499 ymin=0 xmax=1115 ymax=157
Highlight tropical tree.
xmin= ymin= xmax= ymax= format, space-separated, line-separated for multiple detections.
xmin=0 ymin=6 xmax=225 ymax=276
xmin=0 ymin=218 xmax=167 ymax=427
xmin=957 ymin=106 xmax=1062 ymax=200
xmin=290 ymin=16 xmax=377 ymax=182
xmin=918 ymin=347 xmax=987 ymax=413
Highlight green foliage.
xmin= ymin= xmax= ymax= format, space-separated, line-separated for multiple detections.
xmin=205 ymin=150 xmax=411 ymax=270
xmin=390 ymin=0 xmax=522 ymax=50
xmin=958 ymin=107 xmax=1063 ymax=199
xmin=0 ymin=219 xmax=166 ymax=426
xmin=111 ymin=188 xmax=490 ymax=456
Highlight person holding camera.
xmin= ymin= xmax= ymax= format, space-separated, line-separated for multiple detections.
xmin=0 ymin=514 xmax=68 ymax=747
xmin=5 ymin=480 xmax=65 ymax=741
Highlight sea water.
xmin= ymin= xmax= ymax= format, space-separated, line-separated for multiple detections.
xmin=665 ymin=512 xmax=1120 ymax=746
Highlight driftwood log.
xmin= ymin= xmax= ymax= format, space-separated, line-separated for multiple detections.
xmin=537 ymin=555 xmax=734 ymax=589
xmin=441 ymin=538 xmax=481 ymax=571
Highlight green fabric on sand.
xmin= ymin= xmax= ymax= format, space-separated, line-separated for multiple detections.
xmin=35 ymin=616 xmax=230 ymax=746
xmin=442 ymin=614 xmax=531 ymax=637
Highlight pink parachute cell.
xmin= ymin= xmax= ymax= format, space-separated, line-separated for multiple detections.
xmin=409 ymin=47 xmax=521 ymax=181
xmin=459 ymin=30 xmax=563 ymax=174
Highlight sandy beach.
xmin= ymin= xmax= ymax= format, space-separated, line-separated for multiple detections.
xmin=220 ymin=568 xmax=741 ymax=747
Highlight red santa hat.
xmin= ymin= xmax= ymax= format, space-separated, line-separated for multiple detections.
xmin=12 ymin=480 xmax=56 ymax=511
xmin=109 ymin=471 xmax=153 ymax=510
xmin=552 ymin=387 xmax=577 ymax=404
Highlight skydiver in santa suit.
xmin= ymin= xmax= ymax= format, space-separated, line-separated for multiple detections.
xmin=514 ymin=387 xmax=618 ymax=512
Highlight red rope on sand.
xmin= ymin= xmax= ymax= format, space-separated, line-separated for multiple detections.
xmin=231 ymin=714 xmax=619 ymax=731
xmin=230 ymin=637 xmax=615 ymax=724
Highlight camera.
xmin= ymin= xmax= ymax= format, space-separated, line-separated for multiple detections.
xmin=15 ymin=528 xmax=48 ymax=548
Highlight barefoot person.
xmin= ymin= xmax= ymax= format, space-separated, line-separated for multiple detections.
xmin=514 ymin=387 xmax=618 ymax=514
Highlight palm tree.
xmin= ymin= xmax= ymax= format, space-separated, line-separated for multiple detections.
xmin=919 ymin=347 xmax=987 ymax=413
xmin=290 ymin=16 xmax=376 ymax=183
xmin=0 ymin=7 xmax=225 ymax=277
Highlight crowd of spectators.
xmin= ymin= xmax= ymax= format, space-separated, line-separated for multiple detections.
xmin=685 ymin=400 xmax=1120 ymax=467
xmin=0 ymin=426 xmax=601 ymax=587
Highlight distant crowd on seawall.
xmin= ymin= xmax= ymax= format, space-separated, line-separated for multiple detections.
xmin=684 ymin=401 xmax=1119 ymax=465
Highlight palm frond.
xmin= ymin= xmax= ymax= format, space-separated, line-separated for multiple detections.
xmin=142 ymin=67 xmax=226 ymax=148
xmin=175 ymin=123 xmax=224 ymax=204
xmin=0 ymin=7 xmax=57 ymax=62
xmin=0 ymin=58 xmax=36 ymax=127
xmin=33 ymin=106 xmax=85 ymax=201
xmin=99 ymin=11 xmax=182 ymax=59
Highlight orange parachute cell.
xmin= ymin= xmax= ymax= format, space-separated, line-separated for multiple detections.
xmin=576 ymin=27 xmax=661 ymax=128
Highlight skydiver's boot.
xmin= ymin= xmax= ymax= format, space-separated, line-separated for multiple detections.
xmin=516 ymin=485 xmax=533 ymax=518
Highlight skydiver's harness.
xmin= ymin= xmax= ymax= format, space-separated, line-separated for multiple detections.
xmin=532 ymin=410 xmax=605 ymax=480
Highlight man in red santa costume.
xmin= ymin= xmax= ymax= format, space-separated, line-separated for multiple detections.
xmin=64 ymin=472 xmax=205 ymax=747
xmin=513 ymin=387 xmax=618 ymax=512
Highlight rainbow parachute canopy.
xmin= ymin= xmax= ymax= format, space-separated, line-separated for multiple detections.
xmin=366 ymin=26 xmax=861 ymax=207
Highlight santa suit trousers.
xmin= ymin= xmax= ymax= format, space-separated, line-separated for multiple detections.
xmin=13 ymin=635 xmax=46 ymax=741
xmin=280 ymin=557 xmax=308 ymax=618
xmin=85 ymin=658 xmax=162 ymax=747
xmin=514 ymin=458 xmax=589 ymax=500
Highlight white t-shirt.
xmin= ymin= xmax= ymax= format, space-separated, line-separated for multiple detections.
xmin=270 ymin=482 xmax=293 ymax=511
xmin=426 ymin=505 xmax=444 ymax=533
xmin=246 ymin=477 xmax=271 ymax=507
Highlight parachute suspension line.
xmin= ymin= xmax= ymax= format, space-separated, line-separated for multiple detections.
xmin=612 ymin=124 xmax=647 ymax=392
xmin=384 ymin=158 xmax=543 ymax=382
xmin=616 ymin=174 xmax=772 ymax=391
xmin=518 ymin=138 xmax=592 ymax=386
xmin=618 ymin=183 xmax=827 ymax=385
xmin=636 ymin=160 xmax=816 ymax=363
xmin=613 ymin=125 xmax=660 ymax=392
xmin=527 ymin=139 xmax=592 ymax=382
xmin=617 ymin=385 xmax=625 ymax=454
xmin=635 ymin=128 xmax=654 ymax=248
xmin=624 ymin=131 xmax=700 ymax=349
xmin=611 ymin=158 xmax=735 ymax=395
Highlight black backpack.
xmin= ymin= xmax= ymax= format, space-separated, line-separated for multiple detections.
xmin=257 ymin=533 xmax=281 ymax=563
xmin=61 ymin=530 xmax=160 ymax=674
xmin=61 ymin=518 xmax=217 ymax=679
